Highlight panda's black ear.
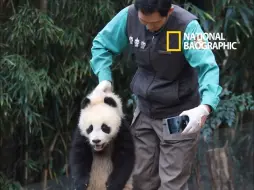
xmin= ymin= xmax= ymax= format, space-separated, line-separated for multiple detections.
xmin=81 ymin=97 xmax=90 ymax=109
xmin=104 ymin=97 xmax=117 ymax=107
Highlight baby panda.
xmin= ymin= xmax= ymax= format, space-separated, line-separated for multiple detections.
xmin=69 ymin=90 xmax=135 ymax=190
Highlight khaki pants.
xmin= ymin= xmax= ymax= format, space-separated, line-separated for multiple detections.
xmin=130 ymin=107 xmax=199 ymax=190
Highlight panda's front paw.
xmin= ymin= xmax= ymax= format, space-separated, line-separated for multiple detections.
xmin=72 ymin=177 xmax=89 ymax=190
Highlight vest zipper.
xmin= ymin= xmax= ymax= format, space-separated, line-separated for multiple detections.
xmin=147 ymin=34 xmax=156 ymax=110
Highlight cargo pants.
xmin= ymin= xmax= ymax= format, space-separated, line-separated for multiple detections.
xmin=130 ymin=107 xmax=199 ymax=190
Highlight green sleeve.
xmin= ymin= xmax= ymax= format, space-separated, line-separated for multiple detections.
xmin=182 ymin=20 xmax=223 ymax=111
xmin=89 ymin=6 xmax=129 ymax=82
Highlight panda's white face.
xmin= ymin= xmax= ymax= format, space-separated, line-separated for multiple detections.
xmin=78 ymin=92 xmax=123 ymax=152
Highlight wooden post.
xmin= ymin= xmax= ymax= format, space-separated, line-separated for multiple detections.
xmin=206 ymin=141 xmax=235 ymax=190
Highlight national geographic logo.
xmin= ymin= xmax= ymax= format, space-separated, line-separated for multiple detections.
xmin=166 ymin=31 xmax=239 ymax=51
xmin=166 ymin=31 xmax=182 ymax=52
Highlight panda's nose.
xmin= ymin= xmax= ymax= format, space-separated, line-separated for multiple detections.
xmin=92 ymin=139 xmax=101 ymax=144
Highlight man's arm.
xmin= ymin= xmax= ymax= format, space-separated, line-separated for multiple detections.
xmin=90 ymin=6 xmax=129 ymax=83
xmin=182 ymin=20 xmax=223 ymax=112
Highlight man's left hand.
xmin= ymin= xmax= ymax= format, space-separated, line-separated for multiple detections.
xmin=179 ymin=105 xmax=210 ymax=134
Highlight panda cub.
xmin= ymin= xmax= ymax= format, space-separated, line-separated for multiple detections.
xmin=69 ymin=90 xmax=135 ymax=190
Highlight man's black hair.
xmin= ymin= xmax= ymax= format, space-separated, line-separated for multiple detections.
xmin=134 ymin=0 xmax=172 ymax=17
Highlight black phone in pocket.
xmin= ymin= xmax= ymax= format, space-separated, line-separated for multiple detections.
xmin=165 ymin=115 xmax=189 ymax=134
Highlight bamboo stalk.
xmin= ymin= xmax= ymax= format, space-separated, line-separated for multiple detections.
xmin=42 ymin=132 xmax=59 ymax=190
xmin=40 ymin=0 xmax=47 ymax=12
xmin=10 ymin=0 xmax=16 ymax=14
xmin=24 ymin=124 xmax=29 ymax=190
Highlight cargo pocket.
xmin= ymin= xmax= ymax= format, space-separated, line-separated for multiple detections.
xmin=162 ymin=123 xmax=198 ymax=143
xmin=160 ymin=122 xmax=199 ymax=184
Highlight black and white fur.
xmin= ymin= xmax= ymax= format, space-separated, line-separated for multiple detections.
xmin=69 ymin=91 xmax=135 ymax=190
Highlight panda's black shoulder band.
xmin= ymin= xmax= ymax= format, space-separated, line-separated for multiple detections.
xmin=104 ymin=97 xmax=117 ymax=107
xmin=81 ymin=97 xmax=90 ymax=109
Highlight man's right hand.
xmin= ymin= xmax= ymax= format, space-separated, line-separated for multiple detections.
xmin=94 ymin=80 xmax=112 ymax=93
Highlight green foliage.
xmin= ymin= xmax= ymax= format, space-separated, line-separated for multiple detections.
xmin=0 ymin=172 xmax=22 ymax=190
xmin=201 ymin=91 xmax=254 ymax=141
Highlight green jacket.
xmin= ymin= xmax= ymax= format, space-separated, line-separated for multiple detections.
xmin=90 ymin=6 xmax=222 ymax=111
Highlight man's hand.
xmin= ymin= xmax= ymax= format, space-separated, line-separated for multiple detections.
xmin=88 ymin=80 xmax=113 ymax=104
xmin=179 ymin=105 xmax=210 ymax=134
xmin=94 ymin=80 xmax=112 ymax=93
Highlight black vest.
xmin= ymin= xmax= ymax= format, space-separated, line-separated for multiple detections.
xmin=126 ymin=4 xmax=200 ymax=119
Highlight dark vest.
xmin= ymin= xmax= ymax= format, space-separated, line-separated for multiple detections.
xmin=126 ymin=4 xmax=201 ymax=119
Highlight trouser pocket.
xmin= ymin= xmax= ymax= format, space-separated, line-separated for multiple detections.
xmin=162 ymin=123 xmax=198 ymax=142
xmin=159 ymin=124 xmax=199 ymax=190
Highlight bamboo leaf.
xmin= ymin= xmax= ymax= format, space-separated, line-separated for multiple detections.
xmin=238 ymin=7 xmax=253 ymax=35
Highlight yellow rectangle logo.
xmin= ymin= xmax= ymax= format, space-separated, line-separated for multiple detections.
xmin=166 ymin=31 xmax=181 ymax=52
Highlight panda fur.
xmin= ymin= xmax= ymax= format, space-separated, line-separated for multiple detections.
xmin=69 ymin=90 xmax=135 ymax=190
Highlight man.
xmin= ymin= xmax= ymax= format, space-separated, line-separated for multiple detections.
xmin=90 ymin=0 xmax=222 ymax=189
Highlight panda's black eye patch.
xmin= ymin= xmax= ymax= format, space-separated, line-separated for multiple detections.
xmin=86 ymin=125 xmax=93 ymax=134
xmin=101 ymin=124 xmax=110 ymax=134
